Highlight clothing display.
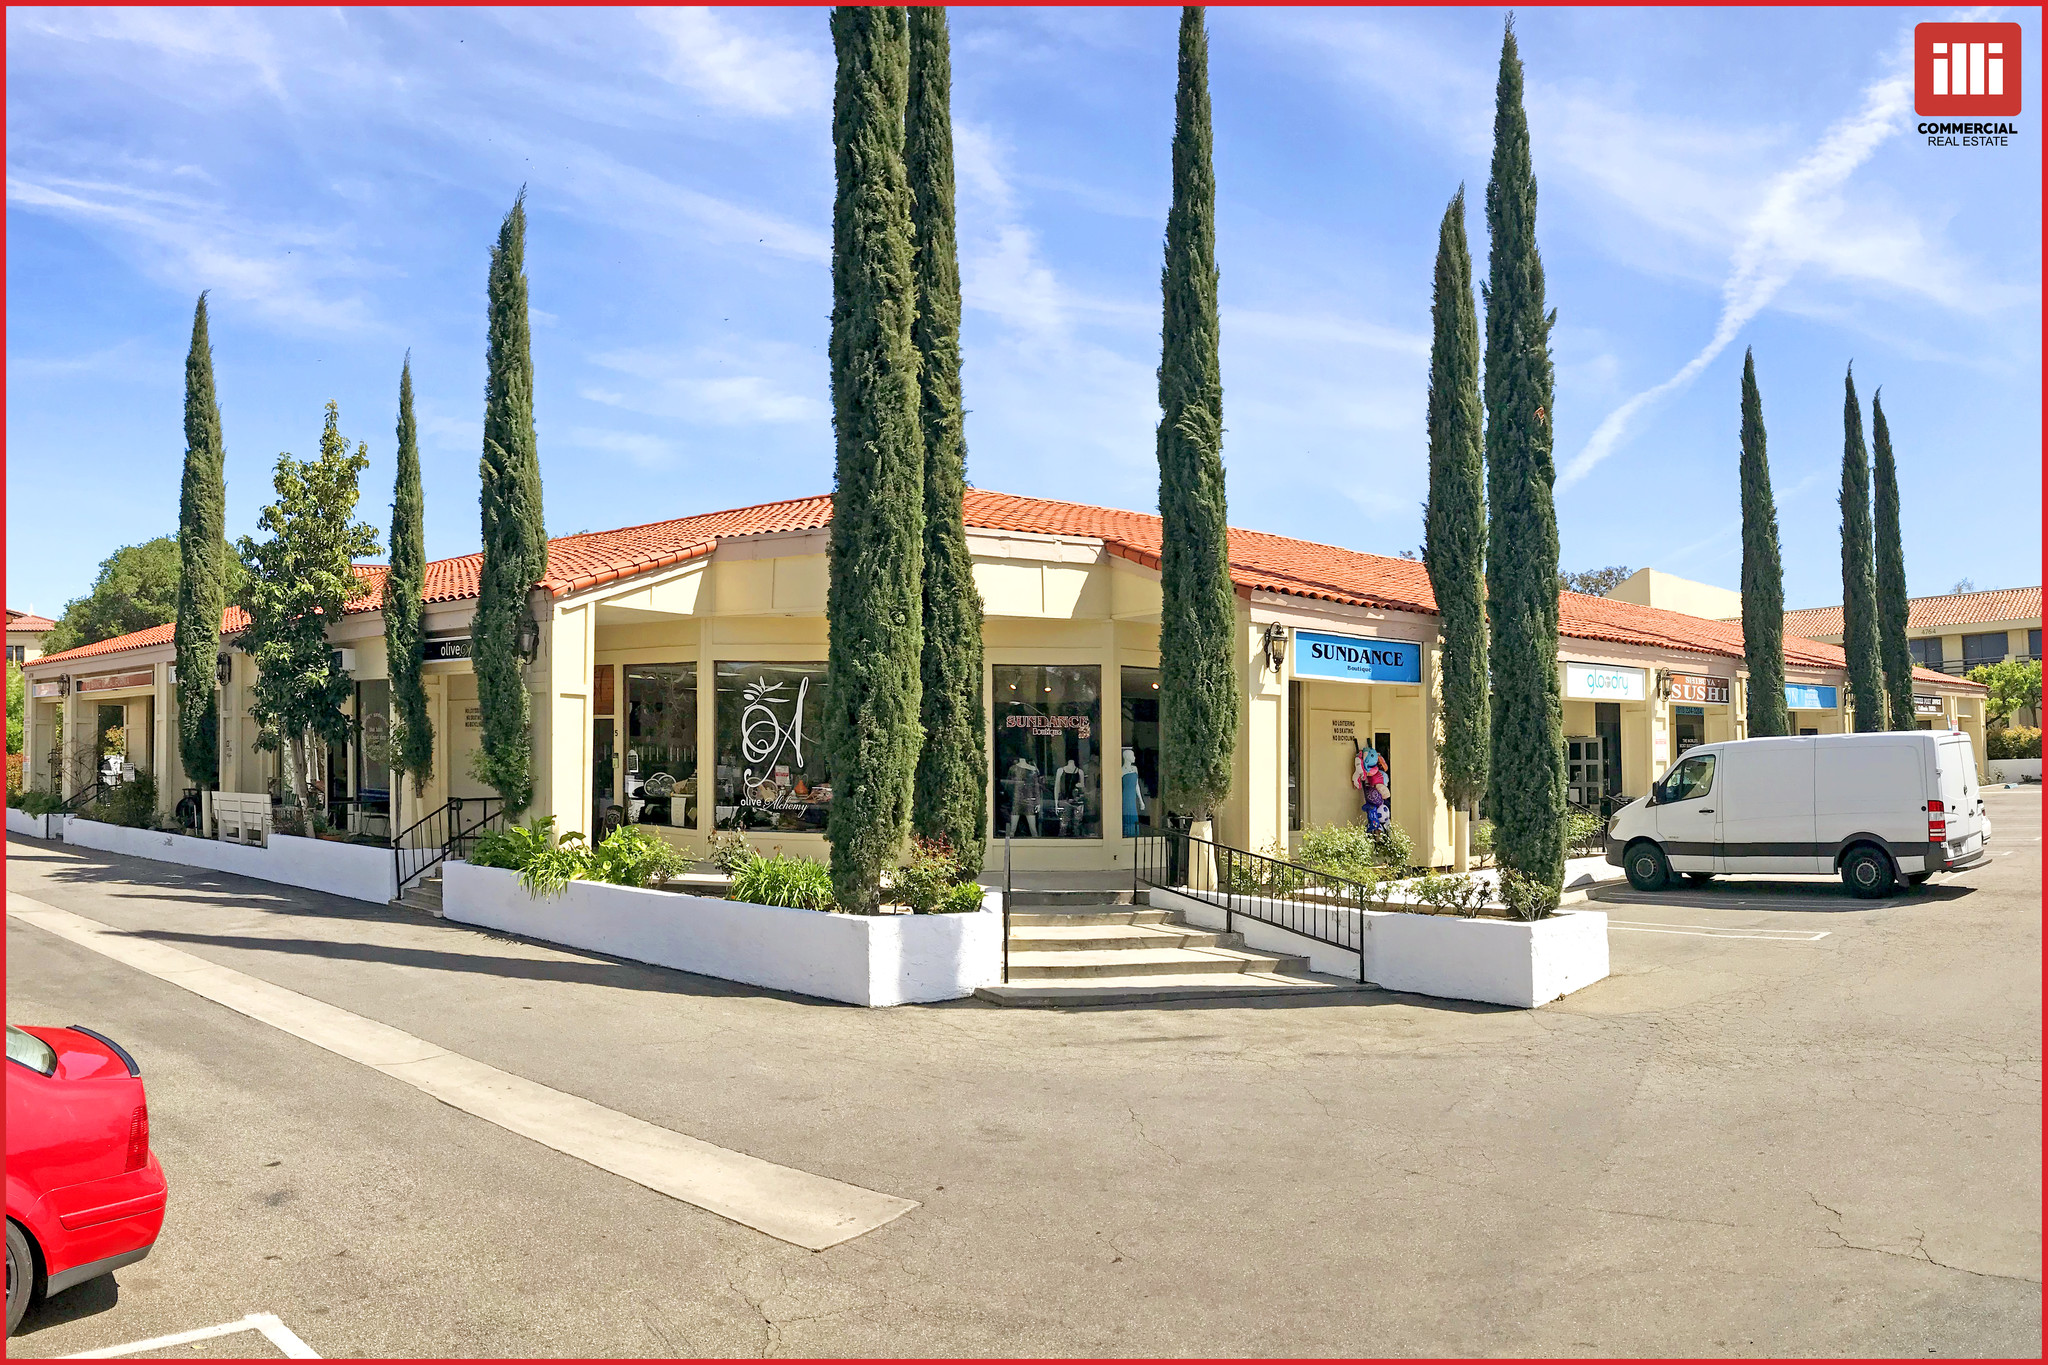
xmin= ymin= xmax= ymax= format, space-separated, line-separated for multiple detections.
xmin=1005 ymin=757 xmax=1042 ymax=837
xmin=1355 ymin=744 xmax=1392 ymax=832
xmin=1121 ymin=746 xmax=1150 ymax=837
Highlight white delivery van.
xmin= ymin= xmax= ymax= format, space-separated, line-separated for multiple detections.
xmin=1606 ymin=730 xmax=1990 ymax=898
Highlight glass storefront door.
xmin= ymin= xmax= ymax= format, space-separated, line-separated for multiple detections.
xmin=1119 ymin=667 xmax=1160 ymax=837
xmin=1674 ymin=705 xmax=1706 ymax=756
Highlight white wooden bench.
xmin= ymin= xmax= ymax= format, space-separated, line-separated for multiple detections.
xmin=215 ymin=791 xmax=272 ymax=847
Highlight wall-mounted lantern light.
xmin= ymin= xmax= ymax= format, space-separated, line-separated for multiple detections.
xmin=1654 ymin=668 xmax=1674 ymax=701
xmin=518 ymin=618 xmax=541 ymax=663
xmin=1261 ymin=622 xmax=1289 ymax=675
xmin=216 ymin=652 xmax=234 ymax=686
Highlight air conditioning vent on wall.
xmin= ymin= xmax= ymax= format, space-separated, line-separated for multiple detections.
xmin=330 ymin=648 xmax=357 ymax=675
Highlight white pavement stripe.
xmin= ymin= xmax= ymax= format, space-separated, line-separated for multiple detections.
xmin=59 ymin=1312 xmax=317 ymax=1359
xmin=1608 ymin=923 xmax=1829 ymax=942
xmin=9 ymin=896 xmax=916 ymax=1251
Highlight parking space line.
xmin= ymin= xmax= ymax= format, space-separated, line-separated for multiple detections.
xmin=9 ymin=895 xmax=918 ymax=1252
xmin=1607 ymin=920 xmax=1830 ymax=941
xmin=58 ymin=1311 xmax=319 ymax=1359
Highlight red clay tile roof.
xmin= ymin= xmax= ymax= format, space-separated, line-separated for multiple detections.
xmin=1784 ymin=586 xmax=2041 ymax=640
xmin=7 ymin=610 xmax=57 ymax=632
xmin=30 ymin=608 xmax=253 ymax=667
xmin=25 ymin=491 xmax=1984 ymax=692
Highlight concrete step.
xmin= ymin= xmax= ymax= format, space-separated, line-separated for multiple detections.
xmin=1006 ymin=908 xmax=1173 ymax=929
xmin=976 ymin=970 xmax=1363 ymax=1007
xmin=1006 ymin=922 xmax=1241 ymax=953
xmin=394 ymin=876 xmax=444 ymax=917
xmin=1006 ymin=888 xmax=1136 ymax=908
xmin=1004 ymin=945 xmax=1307 ymax=980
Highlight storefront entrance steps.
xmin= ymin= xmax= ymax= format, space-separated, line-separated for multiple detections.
xmin=977 ymin=893 xmax=1362 ymax=1007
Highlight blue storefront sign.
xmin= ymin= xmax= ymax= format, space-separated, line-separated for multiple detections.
xmin=1785 ymin=683 xmax=1839 ymax=711
xmin=1292 ymin=630 xmax=1422 ymax=684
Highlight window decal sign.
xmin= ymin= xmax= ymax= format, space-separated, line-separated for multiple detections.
xmin=1292 ymin=631 xmax=1421 ymax=684
xmin=1563 ymin=661 xmax=1646 ymax=701
xmin=1785 ymin=683 xmax=1839 ymax=711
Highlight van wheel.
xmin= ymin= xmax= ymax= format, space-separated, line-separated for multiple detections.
xmin=1841 ymin=845 xmax=1896 ymax=899
xmin=1624 ymin=842 xmax=1670 ymax=892
xmin=7 ymin=1219 xmax=35 ymax=1336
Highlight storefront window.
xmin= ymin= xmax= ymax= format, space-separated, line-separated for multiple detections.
xmin=994 ymin=664 xmax=1101 ymax=839
xmin=626 ymin=664 xmax=697 ymax=829
xmin=1120 ymin=667 xmax=1161 ymax=837
xmin=714 ymin=662 xmax=830 ymax=833
xmin=355 ymin=679 xmax=391 ymax=817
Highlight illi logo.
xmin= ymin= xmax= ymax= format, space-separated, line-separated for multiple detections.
xmin=740 ymin=676 xmax=810 ymax=792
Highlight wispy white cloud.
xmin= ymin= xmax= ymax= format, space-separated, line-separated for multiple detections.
xmin=584 ymin=345 xmax=823 ymax=426
xmin=637 ymin=7 xmax=828 ymax=117
xmin=1559 ymin=48 xmax=1915 ymax=488
xmin=10 ymin=7 xmax=287 ymax=94
xmin=568 ymin=426 xmax=676 ymax=470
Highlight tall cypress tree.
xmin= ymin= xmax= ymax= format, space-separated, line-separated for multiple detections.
xmin=386 ymin=355 xmax=434 ymax=806
xmin=1839 ymin=365 xmax=1883 ymax=732
xmin=905 ymin=6 xmax=987 ymax=875
xmin=1738 ymin=348 xmax=1789 ymax=738
xmin=1422 ymin=187 xmax=1488 ymax=850
xmin=474 ymin=193 xmax=548 ymax=812
xmin=1871 ymin=390 xmax=1913 ymax=730
xmin=826 ymin=5 xmax=926 ymax=915
xmin=174 ymin=292 xmax=227 ymax=791
xmin=1483 ymin=18 xmax=1566 ymax=895
xmin=1156 ymin=6 xmax=1239 ymax=823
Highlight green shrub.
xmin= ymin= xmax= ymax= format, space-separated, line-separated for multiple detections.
xmin=16 ymin=788 xmax=67 ymax=817
xmin=92 ymin=772 xmax=158 ymax=829
xmin=471 ymin=817 xmax=554 ymax=871
xmin=1469 ymin=818 xmax=1495 ymax=867
xmin=939 ymin=880 xmax=988 ymax=914
xmin=728 ymin=854 xmax=835 ymax=912
xmin=706 ymin=829 xmax=760 ymax=876
xmin=519 ymin=834 xmax=589 ymax=898
xmin=1564 ymin=807 xmax=1604 ymax=853
xmin=1411 ymin=871 xmax=1488 ymax=917
xmin=891 ymin=836 xmax=959 ymax=913
xmin=587 ymin=824 xmax=688 ymax=888
xmin=1294 ymin=822 xmax=1411 ymax=883
xmin=1986 ymin=726 xmax=2041 ymax=760
xmin=469 ymin=816 xmax=591 ymax=897
xmin=1368 ymin=823 xmax=1413 ymax=872
xmin=1499 ymin=868 xmax=1559 ymax=922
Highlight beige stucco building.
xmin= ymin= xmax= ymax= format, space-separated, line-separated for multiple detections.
xmin=7 ymin=608 xmax=56 ymax=666
xmin=1785 ymin=586 xmax=2041 ymax=727
xmin=22 ymin=492 xmax=1990 ymax=878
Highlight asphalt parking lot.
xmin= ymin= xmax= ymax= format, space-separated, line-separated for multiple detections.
xmin=5 ymin=783 xmax=2037 ymax=1357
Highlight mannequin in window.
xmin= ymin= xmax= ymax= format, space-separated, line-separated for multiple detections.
xmin=1053 ymin=757 xmax=1085 ymax=836
xmin=1005 ymin=755 xmax=1041 ymax=837
xmin=1121 ymin=746 xmax=1148 ymax=837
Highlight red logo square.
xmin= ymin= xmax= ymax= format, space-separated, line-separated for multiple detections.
xmin=1916 ymin=23 xmax=2022 ymax=116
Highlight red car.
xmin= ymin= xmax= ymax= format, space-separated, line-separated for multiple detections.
xmin=6 ymin=1024 xmax=168 ymax=1337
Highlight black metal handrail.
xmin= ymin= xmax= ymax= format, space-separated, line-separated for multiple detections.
xmin=393 ymin=796 xmax=505 ymax=895
xmin=62 ymin=779 xmax=109 ymax=814
xmin=1133 ymin=828 xmax=1379 ymax=983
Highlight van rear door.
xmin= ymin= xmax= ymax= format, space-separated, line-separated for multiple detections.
xmin=1719 ymin=739 xmax=1819 ymax=872
xmin=1937 ymin=735 xmax=1987 ymax=864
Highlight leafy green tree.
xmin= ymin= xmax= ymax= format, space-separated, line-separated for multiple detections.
xmin=1839 ymin=366 xmax=1883 ymax=732
xmin=1738 ymin=349 xmax=1790 ymax=738
xmin=473 ymin=193 xmax=548 ymax=813
xmin=385 ymin=356 xmax=435 ymax=806
xmin=1156 ymin=6 xmax=1239 ymax=822
xmin=825 ymin=4 xmax=926 ymax=915
xmin=1969 ymin=658 xmax=2041 ymax=729
xmin=174 ymin=292 xmax=228 ymax=789
xmin=1871 ymin=390 xmax=1913 ymax=731
xmin=7 ymin=658 xmax=24 ymax=756
xmin=1422 ymin=186 xmax=1488 ymax=849
xmin=905 ymin=6 xmax=987 ymax=875
xmin=1557 ymin=565 xmax=1632 ymax=596
xmin=234 ymin=402 xmax=380 ymax=818
xmin=1482 ymin=18 xmax=1566 ymax=896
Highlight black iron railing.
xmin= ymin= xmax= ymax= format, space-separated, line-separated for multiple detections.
xmin=1133 ymin=828 xmax=1377 ymax=983
xmin=393 ymin=796 xmax=505 ymax=895
xmin=61 ymin=780 xmax=109 ymax=814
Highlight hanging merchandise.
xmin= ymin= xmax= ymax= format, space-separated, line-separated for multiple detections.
xmin=1359 ymin=743 xmax=1392 ymax=832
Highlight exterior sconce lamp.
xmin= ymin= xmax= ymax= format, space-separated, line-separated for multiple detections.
xmin=1654 ymin=668 xmax=1674 ymax=701
xmin=216 ymin=652 xmax=234 ymax=686
xmin=56 ymin=674 xmax=70 ymax=697
xmin=1261 ymin=622 xmax=1289 ymax=675
xmin=517 ymin=618 xmax=541 ymax=663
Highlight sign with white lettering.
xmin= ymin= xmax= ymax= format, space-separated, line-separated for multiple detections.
xmin=1914 ymin=693 xmax=1945 ymax=717
xmin=1563 ymin=661 xmax=1646 ymax=702
xmin=422 ymin=637 xmax=472 ymax=662
xmin=1785 ymin=683 xmax=1839 ymax=711
xmin=1293 ymin=631 xmax=1421 ymax=684
xmin=1667 ymin=673 xmax=1731 ymax=705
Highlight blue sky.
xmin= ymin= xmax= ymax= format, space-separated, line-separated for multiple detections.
xmin=7 ymin=6 xmax=2040 ymax=622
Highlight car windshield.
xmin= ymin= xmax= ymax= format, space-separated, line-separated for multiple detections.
xmin=7 ymin=1024 xmax=57 ymax=1076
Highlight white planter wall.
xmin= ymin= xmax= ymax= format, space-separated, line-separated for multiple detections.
xmin=1370 ymin=908 xmax=1609 ymax=1008
xmin=1987 ymin=758 xmax=2041 ymax=783
xmin=6 ymin=807 xmax=59 ymax=840
xmin=1152 ymin=885 xmax=1608 ymax=1008
xmin=443 ymin=861 xmax=1002 ymax=1007
xmin=60 ymin=819 xmax=397 ymax=905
